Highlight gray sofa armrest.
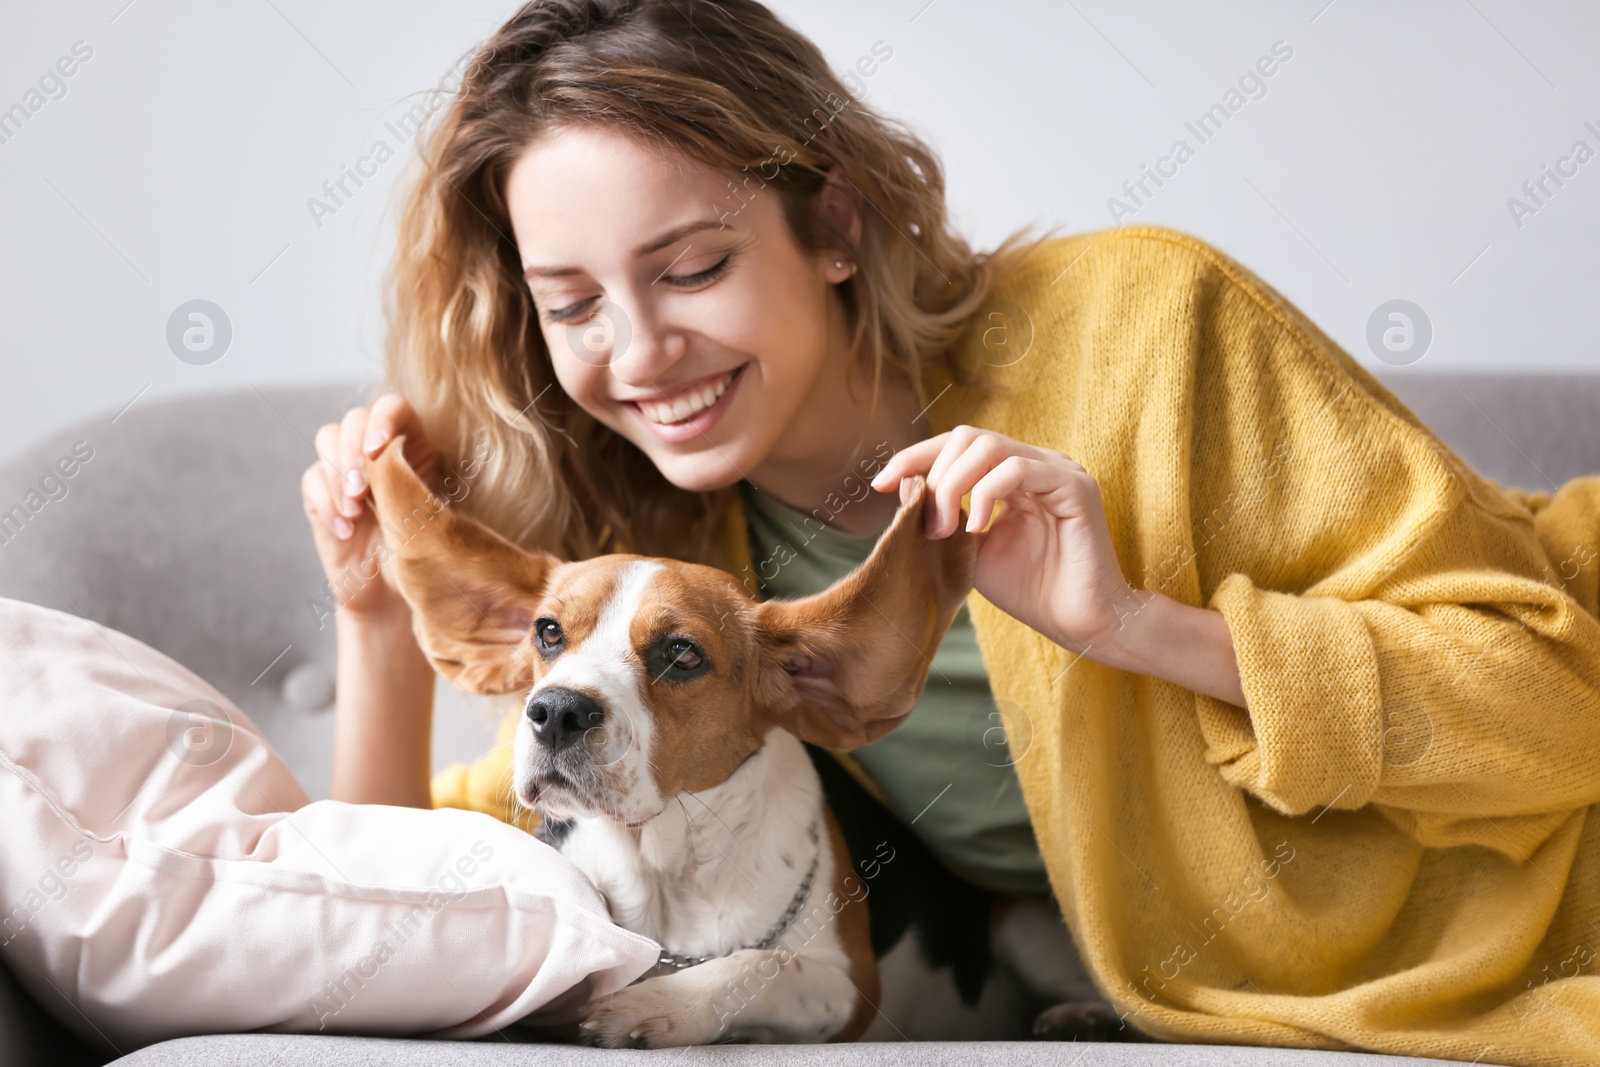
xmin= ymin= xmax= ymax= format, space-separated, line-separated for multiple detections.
xmin=0 ymin=381 xmax=501 ymax=802
xmin=0 ymin=381 xmax=377 ymax=799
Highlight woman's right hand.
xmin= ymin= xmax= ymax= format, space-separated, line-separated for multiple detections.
xmin=300 ymin=392 xmax=442 ymax=621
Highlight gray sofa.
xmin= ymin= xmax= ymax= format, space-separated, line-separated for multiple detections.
xmin=2 ymin=372 xmax=1594 ymax=1066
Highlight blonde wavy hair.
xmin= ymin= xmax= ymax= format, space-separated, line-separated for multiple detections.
xmin=379 ymin=0 xmax=1057 ymax=569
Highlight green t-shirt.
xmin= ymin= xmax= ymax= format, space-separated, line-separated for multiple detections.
xmin=738 ymin=479 xmax=1052 ymax=898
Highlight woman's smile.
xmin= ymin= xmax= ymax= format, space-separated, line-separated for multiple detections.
xmin=623 ymin=362 xmax=747 ymax=443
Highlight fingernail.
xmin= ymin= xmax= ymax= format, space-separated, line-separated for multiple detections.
xmin=345 ymin=470 xmax=366 ymax=495
xmin=363 ymin=430 xmax=387 ymax=453
xmin=333 ymin=517 xmax=353 ymax=540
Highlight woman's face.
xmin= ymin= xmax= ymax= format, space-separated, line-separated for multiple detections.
xmin=504 ymin=124 xmax=858 ymax=494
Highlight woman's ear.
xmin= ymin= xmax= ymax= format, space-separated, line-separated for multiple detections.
xmin=364 ymin=436 xmax=558 ymax=695
xmin=814 ymin=162 xmax=864 ymax=261
xmin=752 ymin=475 xmax=977 ymax=749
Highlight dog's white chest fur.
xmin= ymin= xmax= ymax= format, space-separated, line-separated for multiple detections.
xmin=551 ymin=731 xmax=862 ymax=1045
xmin=559 ymin=729 xmax=832 ymax=959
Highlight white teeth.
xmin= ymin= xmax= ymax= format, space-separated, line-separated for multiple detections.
xmin=638 ymin=370 xmax=735 ymax=425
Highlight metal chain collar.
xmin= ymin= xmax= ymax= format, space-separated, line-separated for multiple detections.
xmin=653 ymin=816 xmax=821 ymax=972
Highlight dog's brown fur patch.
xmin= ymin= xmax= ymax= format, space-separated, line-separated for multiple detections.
xmin=622 ymin=560 xmax=772 ymax=797
xmin=824 ymin=804 xmax=880 ymax=1042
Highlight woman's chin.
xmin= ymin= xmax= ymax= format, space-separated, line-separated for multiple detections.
xmin=661 ymin=456 xmax=749 ymax=493
xmin=643 ymin=438 xmax=756 ymax=493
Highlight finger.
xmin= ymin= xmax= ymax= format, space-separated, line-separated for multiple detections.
xmin=929 ymin=432 xmax=1015 ymax=538
xmin=338 ymin=406 xmax=370 ymax=502
xmin=923 ymin=425 xmax=984 ymax=496
xmin=313 ymin=423 xmax=358 ymax=520
xmin=869 ymin=432 xmax=951 ymax=491
xmin=964 ymin=455 xmax=1042 ymax=535
xmin=364 ymin=393 xmax=414 ymax=455
xmin=942 ymin=428 xmax=1074 ymax=481
xmin=321 ymin=419 xmax=362 ymax=519
xmin=969 ymin=457 xmax=1097 ymax=532
xmin=302 ymin=461 xmax=354 ymax=542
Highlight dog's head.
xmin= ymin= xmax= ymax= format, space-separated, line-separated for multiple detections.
xmin=364 ymin=437 xmax=976 ymax=825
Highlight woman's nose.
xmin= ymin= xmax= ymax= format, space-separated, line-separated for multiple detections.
xmin=603 ymin=298 xmax=686 ymax=386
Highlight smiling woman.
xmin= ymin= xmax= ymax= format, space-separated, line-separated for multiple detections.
xmin=296 ymin=0 xmax=1600 ymax=1061
xmin=370 ymin=8 xmax=1043 ymax=558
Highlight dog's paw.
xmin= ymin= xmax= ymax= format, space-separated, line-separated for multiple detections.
xmin=1032 ymin=999 xmax=1150 ymax=1042
xmin=578 ymin=981 xmax=725 ymax=1048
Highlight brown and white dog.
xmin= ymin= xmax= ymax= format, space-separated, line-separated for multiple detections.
xmin=363 ymin=436 xmax=982 ymax=1046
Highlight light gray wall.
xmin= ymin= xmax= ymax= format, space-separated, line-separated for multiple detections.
xmin=2 ymin=0 xmax=1596 ymax=468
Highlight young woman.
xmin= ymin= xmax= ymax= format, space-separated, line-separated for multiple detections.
xmin=300 ymin=2 xmax=1600 ymax=1062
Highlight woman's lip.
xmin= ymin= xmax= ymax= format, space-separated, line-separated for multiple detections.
xmin=627 ymin=363 xmax=746 ymax=443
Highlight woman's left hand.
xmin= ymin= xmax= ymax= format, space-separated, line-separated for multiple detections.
xmin=870 ymin=426 xmax=1140 ymax=656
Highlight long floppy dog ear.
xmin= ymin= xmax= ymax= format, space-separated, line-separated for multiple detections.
xmin=363 ymin=436 xmax=557 ymax=695
xmin=753 ymin=475 xmax=978 ymax=750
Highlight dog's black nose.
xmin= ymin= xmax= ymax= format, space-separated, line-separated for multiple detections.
xmin=525 ymin=686 xmax=605 ymax=752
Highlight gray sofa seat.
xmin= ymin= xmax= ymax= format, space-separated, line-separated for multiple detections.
xmin=109 ymin=1035 xmax=1468 ymax=1066
xmin=3 ymin=372 xmax=1593 ymax=1066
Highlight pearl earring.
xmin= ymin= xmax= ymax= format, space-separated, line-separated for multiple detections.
xmin=833 ymin=259 xmax=858 ymax=278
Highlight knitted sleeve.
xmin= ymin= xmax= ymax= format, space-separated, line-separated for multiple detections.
xmin=1179 ymin=263 xmax=1600 ymax=860
xmin=1193 ymin=506 xmax=1600 ymax=860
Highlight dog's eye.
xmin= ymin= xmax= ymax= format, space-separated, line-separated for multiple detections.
xmin=665 ymin=638 xmax=705 ymax=673
xmin=648 ymin=635 xmax=708 ymax=681
xmin=535 ymin=618 xmax=564 ymax=649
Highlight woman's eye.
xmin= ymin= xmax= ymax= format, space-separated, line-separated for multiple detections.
xmin=539 ymin=254 xmax=732 ymax=324
xmin=667 ymin=640 xmax=704 ymax=671
xmin=665 ymin=254 xmax=731 ymax=288
xmin=541 ymin=297 xmax=594 ymax=325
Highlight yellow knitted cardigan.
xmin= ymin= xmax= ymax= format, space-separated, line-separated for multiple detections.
xmin=432 ymin=224 xmax=1600 ymax=1065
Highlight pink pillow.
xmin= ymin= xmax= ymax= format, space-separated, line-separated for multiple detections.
xmin=0 ymin=597 xmax=657 ymax=1051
